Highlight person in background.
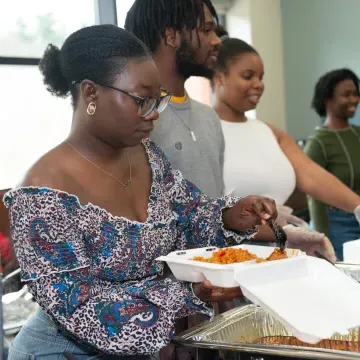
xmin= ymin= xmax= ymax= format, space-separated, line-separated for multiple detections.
xmin=305 ymin=69 xmax=360 ymax=260
xmin=125 ymin=0 xmax=223 ymax=199
xmin=125 ymin=3 xmax=225 ymax=359
xmin=210 ymin=37 xmax=360 ymax=262
xmin=125 ymin=2 xmax=338 ymax=266
xmin=4 ymin=25 xmax=278 ymax=359
xmin=214 ymin=24 xmax=229 ymax=41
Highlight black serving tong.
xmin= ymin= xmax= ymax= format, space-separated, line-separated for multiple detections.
xmin=268 ymin=219 xmax=287 ymax=253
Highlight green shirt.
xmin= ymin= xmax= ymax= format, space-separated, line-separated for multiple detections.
xmin=304 ymin=125 xmax=360 ymax=236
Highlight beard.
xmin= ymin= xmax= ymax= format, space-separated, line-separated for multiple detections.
xmin=175 ymin=38 xmax=214 ymax=80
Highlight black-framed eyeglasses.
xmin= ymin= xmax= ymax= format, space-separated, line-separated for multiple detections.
xmin=96 ymin=81 xmax=171 ymax=117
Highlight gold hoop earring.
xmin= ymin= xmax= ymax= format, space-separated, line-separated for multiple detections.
xmin=87 ymin=102 xmax=96 ymax=115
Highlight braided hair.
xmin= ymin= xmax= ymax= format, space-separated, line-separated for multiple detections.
xmin=39 ymin=25 xmax=151 ymax=107
xmin=124 ymin=0 xmax=218 ymax=53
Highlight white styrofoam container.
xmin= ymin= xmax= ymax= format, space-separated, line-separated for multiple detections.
xmin=343 ymin=239 xmax=360 ymax=264
xmin=156 ymin=245 xmax=304 ymax=288
xmin=234 ymin=256 xmax=360 ymax=344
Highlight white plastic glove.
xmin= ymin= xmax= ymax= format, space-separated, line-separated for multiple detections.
xmin=283 ymin=224 xmax=336 ymax=263
xmin=276 ymin=205 xmax=309 ymax=228
xmin=355 ymin=205 xmax=360 ymax=225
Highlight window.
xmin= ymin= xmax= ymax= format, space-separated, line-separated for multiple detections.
xmin=0 ymin=66 xmax=73 ymax=188
xmin=116 ymin=0 xmax=135 ymax=28
xmin=0 ymin=0 xmax=95 ymax=58
xmin=0 ymin=1 xmax=96 ymax=189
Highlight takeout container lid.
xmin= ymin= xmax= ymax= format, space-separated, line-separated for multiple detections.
xmin=344 ymin=239 xmax=360 ymax=264
xmin=234 ymin=256 xmax=360 ymax=344
xmin=156 ymin=244 xmax=305 ymax=287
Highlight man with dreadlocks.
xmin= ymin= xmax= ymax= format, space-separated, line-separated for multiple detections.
xmin=125 ymin=2 xmax=224 ymax=359
xmin=125 ymin=0 xmax=223 ymax=200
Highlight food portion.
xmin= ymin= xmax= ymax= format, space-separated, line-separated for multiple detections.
xmin=191 ymin=247 xmax=287 ymax=265
xmin=256 ymin=248 xmax=288 ymax=263
xmin=253 ymin=336 xmax=360 ymax=352
xmin=192 ymin=248 xmax=257 ymax=264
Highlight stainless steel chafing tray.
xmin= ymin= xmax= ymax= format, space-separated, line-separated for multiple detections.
xmin=174 ymin=304 xmax=360 ymax=359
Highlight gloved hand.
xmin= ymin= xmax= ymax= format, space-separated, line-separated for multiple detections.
xmin=283 ymin=224 xmax=336 ymax=263
xmin=276 ymin=205 xmax=309 ymax=228
xmin=354 ymin=205 xmax=360 ymax=224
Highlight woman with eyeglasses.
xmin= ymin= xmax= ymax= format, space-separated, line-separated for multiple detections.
xmin=3 ymin=25 xmax=277 ymax=359
xmin=211 ymin=37 xmax=360 ymax=262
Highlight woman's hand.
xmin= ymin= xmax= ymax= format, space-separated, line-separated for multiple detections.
xmin=192 ymin=280 xmax=243 ymax=302
xmin=284 ymin=224 xmax=336 ymax=263
xmin=223 ymin=195 xmax=278 ymax=232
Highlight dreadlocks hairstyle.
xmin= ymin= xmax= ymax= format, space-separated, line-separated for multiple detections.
xmin=311 ymin=68 xmax=360 ymax=117
xmin=215 ymin=25 xmax=229 ymax=41
xmin=39 ymin=25 xmax=151 ymax=107
xmin=214 ymin=38 xmax=258 ymax=75
xmin=124 ymin=0 xmax=218 ymax=53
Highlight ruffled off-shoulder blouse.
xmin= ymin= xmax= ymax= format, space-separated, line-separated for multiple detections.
xmin=3 ymin=139 xmax=256 ymax=356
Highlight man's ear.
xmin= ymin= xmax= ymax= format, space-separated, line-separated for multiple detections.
xmin=164 ymin=28 xmax=182 ymax=49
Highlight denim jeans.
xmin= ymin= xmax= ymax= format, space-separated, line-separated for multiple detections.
xmin=328 ymin=209 xmax=360 ymax=261
xmin=8 ymin=308 xmax=153 ymax=360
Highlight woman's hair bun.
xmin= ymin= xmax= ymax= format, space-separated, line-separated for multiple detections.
xmin=39 ymin=44 xmax=70 ymax=97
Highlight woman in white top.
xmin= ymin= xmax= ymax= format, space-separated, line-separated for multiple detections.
xmin=211 ymin=37 xmax=360 ymax=261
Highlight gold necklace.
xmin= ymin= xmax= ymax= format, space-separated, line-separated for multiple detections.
xmin=66 ymin=141 xmax=132 ymax=188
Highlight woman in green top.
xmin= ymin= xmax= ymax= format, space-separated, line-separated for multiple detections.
xmin=305 ymin=68 xmax=360 ymax=260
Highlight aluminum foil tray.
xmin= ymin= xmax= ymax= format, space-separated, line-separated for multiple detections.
xmin=2 ymin=285 xmax=38 ymax=335
xmin=336 ymin=263 xmax=360 ymax=282
xmin=174 ymin=305 xmax=360 ymax=360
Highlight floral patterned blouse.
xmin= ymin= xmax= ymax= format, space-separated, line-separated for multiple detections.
xmin=4 ymin=139 xmax=256 ymax=356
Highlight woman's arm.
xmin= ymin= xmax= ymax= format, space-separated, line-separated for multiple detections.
xmin=158 ymin=144 xmax=275 ymax=249
xmin=4 ymin=189 xmax=212 ymax=356
xmin=303 ymin=138 xmax=330 ymax=236
xmin=267 ymin=123 xmax=360 ymax=213
xmin=169 ymin=171 xmax=262 ymax=249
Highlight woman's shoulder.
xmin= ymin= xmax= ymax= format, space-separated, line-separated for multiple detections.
xmin=4 ymin=145 xmax=80 ymax=209
xmin=143 ymin=138 xmax=185 ymax=188
xmin=143 ymin=138 xmax=172 ymax=169
xmin=306 ymin=126 xmax=360 ymax=145
xmin=307 ymin=126 xmax=334 ymax=141
xmin=352 ymin=124 xmax=360 ymax=134
xmin=22 ymin=144 xmax=70 ymax=187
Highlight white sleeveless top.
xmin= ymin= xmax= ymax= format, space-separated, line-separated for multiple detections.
xmin=221 ymin=118 xmax=296 ymax=204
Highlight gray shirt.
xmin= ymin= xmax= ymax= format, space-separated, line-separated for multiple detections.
xmin=150 ymin=97 xmax=224 ymax=198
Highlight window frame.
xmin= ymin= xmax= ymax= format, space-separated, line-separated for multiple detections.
xmin=0 ymin=0 xmax=117 ymax=67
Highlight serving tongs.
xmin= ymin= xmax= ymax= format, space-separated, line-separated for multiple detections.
xmin=268 ymin=219 xmax=287 ymax=253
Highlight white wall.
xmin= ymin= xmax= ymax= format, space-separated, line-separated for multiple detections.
xmin=226 ymin=0 xmax=286 ymax=130
xmin=227 ymin=0 xmax=252 ymax=43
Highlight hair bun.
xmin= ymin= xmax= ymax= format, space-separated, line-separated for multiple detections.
xmin=39 ymin=44 xmax=70 ymax=97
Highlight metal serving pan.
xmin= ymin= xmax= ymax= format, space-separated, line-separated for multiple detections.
xmin=336 ymin=263 xmax=360 ymax=282
xmin=174 ymin=304 xmax=360 ymax=360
